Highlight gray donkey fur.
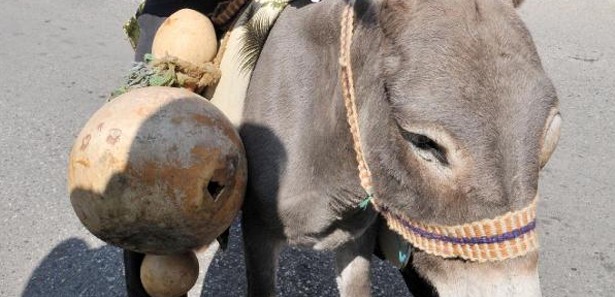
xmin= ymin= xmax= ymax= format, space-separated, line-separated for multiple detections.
xmin=238 ymin=0 xmax=558 ymax=296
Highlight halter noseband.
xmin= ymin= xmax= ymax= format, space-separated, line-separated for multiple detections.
xmin=338 ymin=0 xmax=539 ymax=263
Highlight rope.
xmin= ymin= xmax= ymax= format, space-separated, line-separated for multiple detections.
xmin=339 ymin=0 xmax=375 ymax=196
xmin=213 ymin=29 xmax=233 ymax=70
xmin=110 ymin=54 xmax=222 ymax=99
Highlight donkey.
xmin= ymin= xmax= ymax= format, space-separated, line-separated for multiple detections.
xmin=239 ymin=0 xmax=561 ymax=296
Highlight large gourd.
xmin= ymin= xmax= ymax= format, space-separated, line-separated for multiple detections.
xmin=68 ymin=87 xmax=246 ymax=254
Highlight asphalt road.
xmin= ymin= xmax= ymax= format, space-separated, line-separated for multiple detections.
xmin=1 ymin=0 xmax=613 ymax=296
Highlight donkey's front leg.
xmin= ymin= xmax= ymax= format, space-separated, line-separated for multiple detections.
xmin=335 ymin=225 xmax=377 ymax=297
xmin=242 ymin=210 xmax=283 ymax=297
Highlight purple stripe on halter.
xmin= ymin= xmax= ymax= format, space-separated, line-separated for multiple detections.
xmin=378 ymin=205 xmax=536 ymax=245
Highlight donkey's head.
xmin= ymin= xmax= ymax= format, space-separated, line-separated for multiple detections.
xmin=350 ymin=0 xmax=561 ymax=296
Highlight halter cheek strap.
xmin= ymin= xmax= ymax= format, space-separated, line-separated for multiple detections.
xmin=338 ymin=0 xmax=539 ymax=263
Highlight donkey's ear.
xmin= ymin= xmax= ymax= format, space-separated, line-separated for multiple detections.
xmin=513 ymin=0 xmax=525 ymax=7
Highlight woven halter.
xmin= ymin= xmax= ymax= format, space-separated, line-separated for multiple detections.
xmin=338 ymin=0 xmax=539 ymax=263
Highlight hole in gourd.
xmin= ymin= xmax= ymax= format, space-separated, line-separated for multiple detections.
xmin=206 ymin=181 xmax=225 ymax=202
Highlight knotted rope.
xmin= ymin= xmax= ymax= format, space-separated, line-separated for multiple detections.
xmin=150 ymin=55 xmax=221 ymax=91
xmin=338 ymin=0 xmax=539 ymax=262
xmin=110 ymin=54 xmax=222 ymax=99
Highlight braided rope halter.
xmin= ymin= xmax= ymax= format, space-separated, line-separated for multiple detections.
xmin=338 ymin=0 xmax=539 ymax=263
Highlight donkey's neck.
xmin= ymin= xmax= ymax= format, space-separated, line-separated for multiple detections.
xmin=293 ymin=0 xmax=386 ymax=214
xmin=239 ymin=0 xmax=386 ymax=247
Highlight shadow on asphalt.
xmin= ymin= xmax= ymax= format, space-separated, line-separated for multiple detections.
xmin=22 ymin=238 xmax=125 ymax=297
xmin=200 ymin=221 xmax=412 ymax=297
xmin=21 ymin=227 xmax=411 ymax=297
xmin=201 ymin=220 xmax=341 ymax=297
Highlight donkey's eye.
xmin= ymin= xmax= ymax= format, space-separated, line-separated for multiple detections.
xmin=402 ymin=131 xmax=449 ymax=165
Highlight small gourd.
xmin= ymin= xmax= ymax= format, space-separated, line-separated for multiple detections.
xmin=140 ymin=252 xmax=199 ymax=297
xmin=152 ymin=9 xmax=218 ymax=65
